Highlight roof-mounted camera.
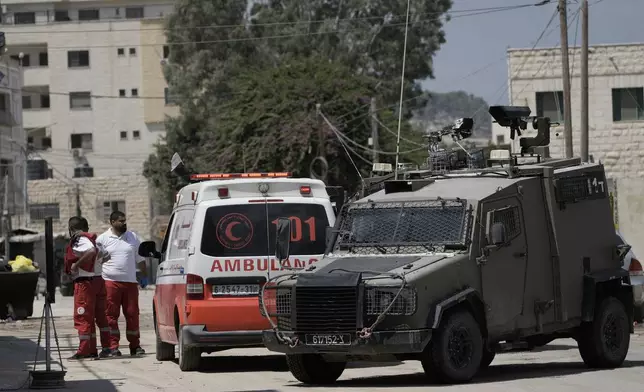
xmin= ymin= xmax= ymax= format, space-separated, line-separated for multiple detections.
xmin=489 ymin=105 xmax=556 ymax=155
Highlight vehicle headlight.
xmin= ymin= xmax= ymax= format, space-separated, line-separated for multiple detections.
xmin=365 ymin=287 xmax=417 ymax=316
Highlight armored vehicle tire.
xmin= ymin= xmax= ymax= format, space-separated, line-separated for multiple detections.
xmin=421 ymin=309 xmax=484 ymax=384
xmin=285 ymin=354 xmax=346 ymax=385
xmin=178 ymin=326 xmax=201 ymax=371
xmin=577 ymin=296 xmax=630 ymax=369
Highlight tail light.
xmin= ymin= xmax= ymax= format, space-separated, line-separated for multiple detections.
xmin=629 ymin=258 xmax=643 ymax=275
xmin=300 ymin=185 xmax=311 ymax=195
xmin=218 ymin=187 xmax=229 ymax=198
xmin=186 ymin=274 xmax=204 ymax=300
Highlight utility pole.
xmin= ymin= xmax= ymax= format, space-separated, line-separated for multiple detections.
xmin=558 ymin=0 xmax=574 ymax=158
xmin=370 ymin=97 xmax=379 ymax=164
xmin=75 ymin=184 xmax=81 ymax=216
xmin=580 ymin=0 xmax=589 ymax=162
xmin=2 ymin=171 xmax=10 ymax=261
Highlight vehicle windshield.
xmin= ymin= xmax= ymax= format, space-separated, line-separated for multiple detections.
xmin=331 ymin=199 xmax=470 ymax=254
xmin=201 ymin=203 xmax=329 ymax=257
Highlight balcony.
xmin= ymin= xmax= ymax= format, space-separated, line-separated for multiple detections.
xmin=23 ymin=109 xmax=50 ymax=129
xmin=22 ymin=85 xmax=50 ymax=128
xmin=23 ymin=67 xmax=50 ymax=87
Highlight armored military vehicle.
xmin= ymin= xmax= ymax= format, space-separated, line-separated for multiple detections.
xmin=259 ymin=106 xmax=634 ymax=385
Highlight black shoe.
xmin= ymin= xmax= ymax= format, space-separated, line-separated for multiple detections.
xmin=108 ymin=349 xmax=122 ymax=357
xmin=130 ymin=347 xmax=145 ymax=357
xmin=98 ymin=348 xmax=112 ymax=358
xmin=68 ymin=353 xmax=94 ymax=360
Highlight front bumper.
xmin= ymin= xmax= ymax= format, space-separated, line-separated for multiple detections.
xmin=181 ymin=325 xmax=264 ymax=349
xmin=262 ymin=329 xmax=432 ymax=356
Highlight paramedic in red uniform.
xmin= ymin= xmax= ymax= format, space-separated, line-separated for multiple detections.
xmin=97 ymin=211 xmax=146 ymax=357
xmin=64 ymin=216 xmax=100 ymax=360
xmin=79 ymin=217 xmax=112 ymax=358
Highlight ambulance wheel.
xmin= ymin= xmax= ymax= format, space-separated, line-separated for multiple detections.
xmin=178 ymin=326 xmax=201 ymax=371
xmin=153 ymin=316 xmax=174 ymax=361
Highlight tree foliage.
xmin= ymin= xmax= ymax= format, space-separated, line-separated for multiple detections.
xmin=144 ymin=0 xmax=453 ymax=211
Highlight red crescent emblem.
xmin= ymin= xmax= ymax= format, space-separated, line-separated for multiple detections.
xmin=225 ymin=221 xmax=241 ymax=241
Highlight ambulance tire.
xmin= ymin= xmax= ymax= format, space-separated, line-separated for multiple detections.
xmin=154 ymin=323 xmax=175 ymax=361
xmin=178 ymin=326 xmax=201 ymax=371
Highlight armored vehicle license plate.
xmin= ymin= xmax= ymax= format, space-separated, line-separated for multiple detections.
xmin=305 ymin=334 xmax=351 ymax=346
xmin=212 ymin=284 xmax=260 ymax=296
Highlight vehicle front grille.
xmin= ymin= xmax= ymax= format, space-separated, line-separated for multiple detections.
xmin=295 ymin=287 xmax=358 ymax=333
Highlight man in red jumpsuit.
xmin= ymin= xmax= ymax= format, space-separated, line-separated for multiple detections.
xmin=64 ymin=216 xmax=100 ymax=360
xmin=79 ymin=217 xmax=112 ymax=358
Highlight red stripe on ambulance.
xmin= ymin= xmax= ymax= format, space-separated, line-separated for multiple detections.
xmin=210 ymin=258 xmax=319 ymax=272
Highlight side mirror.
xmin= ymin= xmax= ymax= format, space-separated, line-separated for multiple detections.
xmin=139 ymin=241 xmax=161 ymax=259
xmin=616 ymin=243 xmax=631 ymax=262
xmin=275 ymin=217 xmax=291 ymax=262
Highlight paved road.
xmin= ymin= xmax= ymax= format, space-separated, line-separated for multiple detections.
xmin=1 ymin=289 xmax=643 ymax=392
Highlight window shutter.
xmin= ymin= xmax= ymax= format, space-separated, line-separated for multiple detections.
xmin=612 ymin=89 xmax=621 ymax=122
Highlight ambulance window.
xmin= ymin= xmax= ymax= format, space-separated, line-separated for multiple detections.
xmin=160 ymin=213 xmax=174 ymax=255
xmin=167 ymin=209 xmax=195 ymax=260
xmin=200 ymin=203 xmax=329 ymax=257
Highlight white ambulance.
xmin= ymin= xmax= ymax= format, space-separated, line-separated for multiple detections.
xmin=139 ymin=171 xmax=336 ymax=371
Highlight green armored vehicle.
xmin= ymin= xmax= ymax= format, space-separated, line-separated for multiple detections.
xmin=260 ymin=106 xmax=634 ymax=385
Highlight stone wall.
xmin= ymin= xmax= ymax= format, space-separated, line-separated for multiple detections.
xmin=508 ymin=43 xmax=644 ymax=255
xmin=19 ymin=174 xmax=153 ymax=239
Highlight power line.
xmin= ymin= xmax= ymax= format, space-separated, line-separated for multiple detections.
xmin=5 ymin=3 xmax=545 ymax=36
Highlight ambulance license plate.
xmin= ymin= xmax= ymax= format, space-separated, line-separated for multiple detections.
xmin=212 ymin=284 xmax=260 ymax=296
xmin=305 ymin=334 xmax=351 ymax=346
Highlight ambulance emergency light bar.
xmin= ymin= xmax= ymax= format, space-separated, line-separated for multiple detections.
xmin=189 ymin=172 xmax=292 ymax=182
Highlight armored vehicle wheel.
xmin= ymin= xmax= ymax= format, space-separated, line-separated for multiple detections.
xmin=178 ymin=326 xmax=201 ymax=371
xmin=577 ymin=297 xmax=630 ymax=368
xmin=285 ymin=354 xmax=346 ymax=385
xmin=422 ymin=309 xmax=483 ymax=384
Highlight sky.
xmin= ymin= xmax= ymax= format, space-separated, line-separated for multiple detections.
xmin=421 ymin=0 xmax=644 ymax=105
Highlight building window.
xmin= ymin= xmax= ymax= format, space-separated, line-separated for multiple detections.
xmin=69 ymin=92 xmax=92 ymax=109
xmin=14 ymin=12 xmax=36 ymax=24
xmin=120 ymin=131 xmax=128 ymax=140
xmin=11 ymin=54 xmax=30 ymax=67
xmin=39 ymin=52 xmax=48 ymax=66
xmin=125 ymin=7 xmax=144 ymax=19
xmin=54 ymin=11 xmax=70 ymax=22
xmin=68 ymin=50 xmax=90 ymax=67
xmin=22 ymin=95 xmax=32 ymax=109
xmin=535 ymin=91 xmax=564 ymax=122
xmin=117 ymin=48 xmax=125 ymax=56
xmin=101 ymin=201 xmax=126 ymax=222
xmin=132 ymin=130 xmax=140 ymax=139
xmin=29 ymin=203 xmax=60 ymax=221
xmin=163 ymin=45 xmax=169 ymax=59
xmin=129 ymin=48 xmax=136 ymax=55
xmin=612 ymin=87 xmax=644 ymax=122
xmin=74 ymin=165 xmax=94 ymax=178
xmin=78 ymin=9 xmax=100 ymax=21
xmin=164 ymin=87 xmax=177 ymax=105
xmin=119 ymin=89 xmax=126 ymax=97
xmin=40 ymin=94 xmax=50 ymax=108
xmin=70 ymin=133 xmax=93 ymax=150
xmin=131 ymin=88 xmax=138 ymax=97
xmin=0 ymin=94 xmax=7 ymax=111
xmin=496 ymin=135 xmax=505 ymax=145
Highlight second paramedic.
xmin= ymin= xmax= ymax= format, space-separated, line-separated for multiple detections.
xmin=65 ymin=216 xmax=99 ymax=360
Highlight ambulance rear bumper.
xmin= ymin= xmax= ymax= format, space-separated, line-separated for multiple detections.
xmin=181 ymin=325 xmax=264 ymax=349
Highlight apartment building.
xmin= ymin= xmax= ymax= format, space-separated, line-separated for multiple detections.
xmin=502 ymin=43 xmax=644 ymax=255
xmin=0 ymin=0 xmax=179 ymax=237
xmin=0 ymin=58 xmax=27 ymax=228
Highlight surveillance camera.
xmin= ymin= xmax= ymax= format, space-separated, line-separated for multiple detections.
xmin=18 ymin=52 xmax=24 ymax=59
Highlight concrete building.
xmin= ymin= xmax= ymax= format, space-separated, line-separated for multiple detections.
xmin=503 ymin=42 xmax=644 ymax=255
xmin=1 ymin=0 xmax=180 ymax=237
xmin=0 ymin=58 xmax=27 ymax=228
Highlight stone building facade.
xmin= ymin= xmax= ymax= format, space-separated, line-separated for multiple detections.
xmin=505 ymin=43 xmax=644 ymax=255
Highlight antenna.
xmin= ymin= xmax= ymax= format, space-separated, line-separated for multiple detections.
xmin=393 ymin=0 xmax=412 ymax=181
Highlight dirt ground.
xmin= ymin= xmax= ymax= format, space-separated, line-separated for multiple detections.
xmin=1 ymin=288 xmax=643 ymax=392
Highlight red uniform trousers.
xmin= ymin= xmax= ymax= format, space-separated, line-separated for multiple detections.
xmin=73 ymin=277 xmax=97 ymax=355
xmin=92 ymin=276 xmax=111 ymax=350
xmin=105 ymin=280 xmax=140 ymax=350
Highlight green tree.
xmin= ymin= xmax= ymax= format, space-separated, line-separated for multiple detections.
xmin=145 ymin=0 xmax=453 ymax=209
